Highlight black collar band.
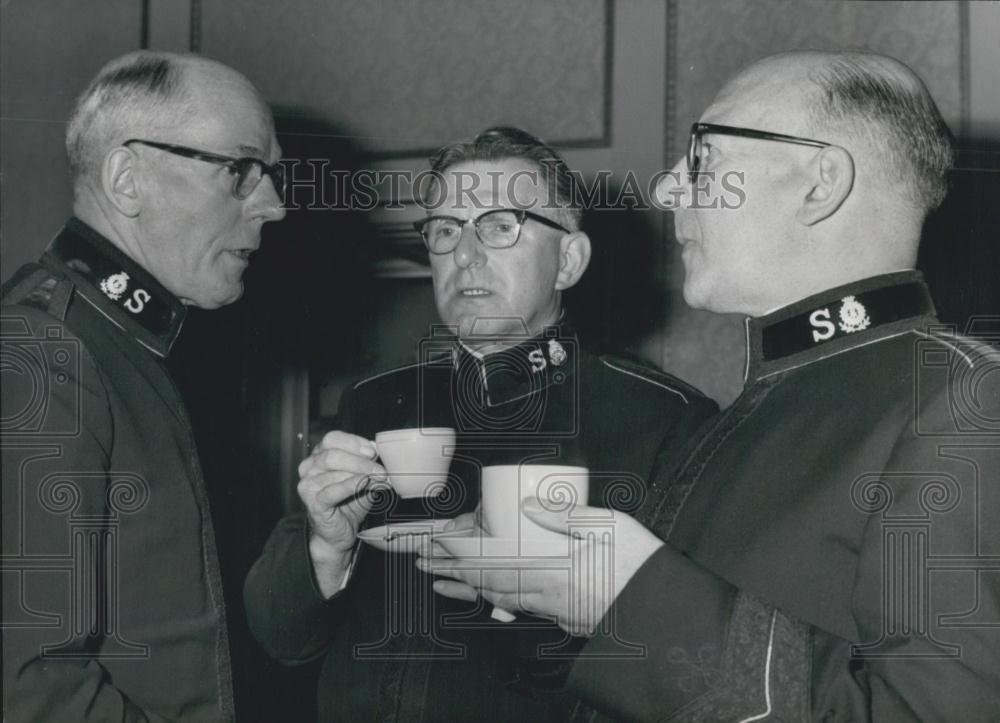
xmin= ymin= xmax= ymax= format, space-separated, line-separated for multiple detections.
xmin=452 ymin=322 xmax=574 ymax=407
xmin=44 ymin=218 xmax=186 ymax=357
xmin=747 ymin=271 xmax=935 ymax=380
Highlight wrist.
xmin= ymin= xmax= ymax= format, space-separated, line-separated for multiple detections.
xmin=308 ymin=532 xmax=353 ymax=565
xmin=308 ymin=534 xmax=356 ymax=598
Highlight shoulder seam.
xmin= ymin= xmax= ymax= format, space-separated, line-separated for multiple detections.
xmin=913 ymin=330 xmax=977 ymax=370
xmin=600 ymin=358 xmax=690 ymax=404
xmin=352 ymin=358 xmax=437 ymax=390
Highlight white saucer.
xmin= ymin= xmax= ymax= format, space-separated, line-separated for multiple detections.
xmin=357 ymin=519 xmax=467 ymax=553
xmin=430 ymin=534 xmax=575 ymax=559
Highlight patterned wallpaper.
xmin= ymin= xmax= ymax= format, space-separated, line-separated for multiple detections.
xmin=661 ymin=0 xmax=967 ymax=407
xmin=192 ymin=0 xmax=969 ymax=408
xmin=199 ymin=0 xmax=610 ymax=155
xmin=669 ymin=0 xmax=965 ymax=160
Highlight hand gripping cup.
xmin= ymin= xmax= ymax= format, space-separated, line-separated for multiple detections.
xmin=481 ymin=465 xmax=589 ymax=541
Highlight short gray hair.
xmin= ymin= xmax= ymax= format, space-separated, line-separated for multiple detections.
xmin=427 ymin=126 xmax=583 ymax=231
xmin=809 ymin=53 xmax=954 ymax=212
xmin=66 ymin=51 xmax=192 ymax=184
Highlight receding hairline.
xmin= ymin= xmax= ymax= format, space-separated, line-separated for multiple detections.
xmin=67 ymin=51 xmax=275 ymax=185
xmin=710 ymin=50 xmax=953 ymax=214
xmin=718 ymin=50 xmax=929 ymax=120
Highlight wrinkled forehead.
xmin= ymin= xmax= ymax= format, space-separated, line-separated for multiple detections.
xmin=430 ymin=159 xmax=551 ymax=215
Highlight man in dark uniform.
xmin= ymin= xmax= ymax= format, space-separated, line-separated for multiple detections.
xmin=427 ymin=53 xmax=1000 ymax=721
xmin=1 ymin=51 xmax=285 ymax=721
xmin=244 ymin=127 xmax=718 ymax=720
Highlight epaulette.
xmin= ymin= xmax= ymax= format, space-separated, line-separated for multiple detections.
xmin=351 ymin=349 xmax=452 ymax=391
xmin=599 ymin=354 xmax=707 ymax=405
xmin=0 ymin=263 xmax=74 ymax=321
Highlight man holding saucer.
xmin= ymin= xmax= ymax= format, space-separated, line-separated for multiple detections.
xmin=244 ymin=127 xmax=717 ymax=721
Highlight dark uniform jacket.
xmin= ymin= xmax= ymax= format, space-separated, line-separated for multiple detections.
xmin=1 ymin=219 xmax=235 ymax=721
xmin=569 ymin=272 xmax=1000 ymax=722
xmin=245 ymin=323 xmax=718 ymax=722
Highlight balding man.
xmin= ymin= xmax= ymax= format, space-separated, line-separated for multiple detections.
xmin=1 ymin=51 xmax=284 ymax=721
xmin=426 ymin=52 xmax=1000 ymax=720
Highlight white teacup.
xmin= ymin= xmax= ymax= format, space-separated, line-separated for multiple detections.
xmin=481 ymin=465 xmax=589 ymax=541
xmin=374 ymin=427 xmax=456 ymax=498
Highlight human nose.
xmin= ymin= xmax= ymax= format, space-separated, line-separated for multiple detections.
xmin=249 ymin=176 xmax=286 ymax=222
xmin=654 ymin=157 xmax=689 ymax=212
xmin=451 ymin=222 xmax=485 ymax=269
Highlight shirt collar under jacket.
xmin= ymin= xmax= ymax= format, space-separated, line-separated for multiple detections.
xmin=452 ymin=318 xmax=575 ymax=408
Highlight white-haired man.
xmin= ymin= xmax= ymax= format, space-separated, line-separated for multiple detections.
xmin=1 ymin=51 xmax=285 ymax=721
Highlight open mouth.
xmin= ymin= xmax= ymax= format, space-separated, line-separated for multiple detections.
xmin=460 ymin=288 xmax=491 ymax=297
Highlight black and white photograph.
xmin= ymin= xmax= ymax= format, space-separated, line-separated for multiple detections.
xmin=2 ymin=1 xmax=998 ymax=721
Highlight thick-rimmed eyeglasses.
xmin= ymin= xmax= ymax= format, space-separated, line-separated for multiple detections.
xmin=414 ymin=209 xmax=569 ymax=255
xmin=687 ymin=123 xmax=832 ymax=182
xmin=124 ymin=139 xmax=286 ymax=200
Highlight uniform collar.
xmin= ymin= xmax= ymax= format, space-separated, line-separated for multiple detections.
xmin=43 ymin=218 xmax=187 ymax=357
xmin=745 ymin=271 xmax=936 ymax=382
xmin=452 ymin=319 xmax=575 ymax=407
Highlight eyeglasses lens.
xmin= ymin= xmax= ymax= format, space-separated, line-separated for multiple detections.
xmin=477 ymin=211 xmax=520 ymax=247
xmin=233 ymin=160 xmax=285 ymax=200
xmin=687 ymin=130 xmax=702 ymax=180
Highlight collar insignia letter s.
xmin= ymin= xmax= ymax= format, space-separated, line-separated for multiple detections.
xmin=838 ymin=295 xmax=871 ymax=334
xmin=100 ymin=272 xmax=130 ymax=301
xmin=528 ymin=348 xmax=547 ymax=373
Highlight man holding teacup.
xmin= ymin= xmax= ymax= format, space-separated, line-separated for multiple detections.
xmin=245 ymin=127 xmax=717 ymax=721
xmin=420 ymin=54 xmax=1000 ymax=721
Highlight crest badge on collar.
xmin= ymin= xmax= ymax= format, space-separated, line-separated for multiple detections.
xmin=548 ymin=339 xmax=567 ymax=366
xmin=99 ymin=272 xmax=130 ymax=301
xmin=838 ymin=295 xmax=871 ymax=333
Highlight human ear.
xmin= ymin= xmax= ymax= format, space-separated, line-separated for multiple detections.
xmin=554 ymin=231 xmax=592 ymax=291
xmin=796 ymin=146 xmax=854 ymax=226
xmin=103 ymin=146 xmax=142 ymax=217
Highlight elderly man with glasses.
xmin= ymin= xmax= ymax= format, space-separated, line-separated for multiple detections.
xmin=244 ymin=126 xmax=717 ymax=721
xmin=424 ymin=52 xmax=1000 ymax=721
xmin=1 ymin=51 xmax=285 ymax=721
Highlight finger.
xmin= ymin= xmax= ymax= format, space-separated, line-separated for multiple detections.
xmin=521 ymin=498 xmax=616 ymax=536
xmin=341 ymin=485 xmax=380 ymax=519
xmin=307 ymin=473 xmax=373 ymax=511
xmin=306 ymin=448 xmax=386 ymax=479
xmin=420 ymin=560 xmax=523 ymax=596
xmin=477 ymin=588 xmax=541 ymax=616
xmin=422 ymin=540 xmax=453 ymax=559
xmin=316 ymin=430 xmax=378 ymax=458
xmin=414 ymin=557 xmax=477 ymax=584
xmin=297 ymin=466 xmax=358 ymax=497
xmin=431 ymin=579 xmax=479 ymax=603
xmin=442 ymin=512 xmax=476 ymax=533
